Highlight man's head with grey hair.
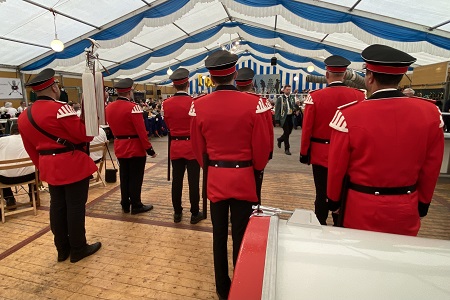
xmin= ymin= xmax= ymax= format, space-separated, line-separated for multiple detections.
xmin=403 ymin=88 xmax=415 ymax=97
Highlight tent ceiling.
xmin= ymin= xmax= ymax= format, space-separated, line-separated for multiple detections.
xmin=0 ymin=0 xmax=449 ymax=85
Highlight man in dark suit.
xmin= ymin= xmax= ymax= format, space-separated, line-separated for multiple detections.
xmin=275 ymin=85 xmax=296 ymax=155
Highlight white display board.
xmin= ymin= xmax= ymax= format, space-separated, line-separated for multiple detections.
xmin=0 ymin=78 xmax=23 ymax=99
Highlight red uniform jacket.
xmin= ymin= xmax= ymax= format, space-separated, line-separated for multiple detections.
xmin=162 ymin=92 xmax=196 ymax=160
xmin=327 ymin=89 xmax=444 ymax=236
xmin=105 ymin=97 xmax=153 ymax=158
xmin=190 ymin=85 xmax=272 ymax=203
xmin=300 ymin=82 xmax=365 ymax=167
xmin=18 ymin=97 xmax=97 ymax=186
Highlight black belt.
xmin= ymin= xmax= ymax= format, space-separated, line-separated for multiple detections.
xmin=115 ymin=135 xmax=139 ymax=140
xmin=209 ymin=160 xmax=253 ymax=168
xmin=349 ymin=182 xmax=417 ymax=195
xmin=171 ymin=135 xmax=190 ymax=141
xmin=39 ymin=144 xmax=85 ymax=156
xmin=311 ymin=137 xmax=330 ymax=144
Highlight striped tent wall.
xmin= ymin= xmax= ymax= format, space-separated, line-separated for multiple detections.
xmin=188 ymin=59 xmax=326 ymax=94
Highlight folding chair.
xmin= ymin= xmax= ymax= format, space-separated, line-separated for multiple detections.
xmin=0 ymin=157 xmax=39 ymax=223
xmin=89 ymin=141 xmax=108 ymax=187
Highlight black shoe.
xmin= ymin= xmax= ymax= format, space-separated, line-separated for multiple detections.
xmin=216 ymin=291 xmax=227 ymax=300
xmin=121 ymin=202 xmax=130 ymax=213
xmin=277 ymin=139 xmax=282 ymax=149
xmin=57 ymin=248 xmax=70 ymax=262
xmin=131 ymin=204 xmax=153 ymax=215
xmin=70 ymin=242 xmax=101 ymax=263
xmin=285 ymin=150 xmax=292 ymax=155
xmin=190 ymin=211 xmax=204 ymax=224
xmin=5 ymin=197 xmax=16 ymax=210
xmin=174 ymin=212 xmax=182 ymax=223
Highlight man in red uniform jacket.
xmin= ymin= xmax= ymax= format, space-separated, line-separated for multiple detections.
xmin=235 ymin=67 xmax=274 ymax=203
xmin=327 ymin=44 xmax=444 ymax=236
xmin=190 ymin=50 xmax=272 ymax=299
xmin=18 ymin=68 xmax=101 ymax=263
xmin=162 ymin=68 xmax=203 ymax=224
xmin=105 ymin=78 xmax=156 ymax=215
xmin=300 ymin=55 xmax=365 ymax=226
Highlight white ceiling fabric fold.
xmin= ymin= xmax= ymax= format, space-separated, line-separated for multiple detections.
xmin=0 ymin=0 xmax=449 ymax=85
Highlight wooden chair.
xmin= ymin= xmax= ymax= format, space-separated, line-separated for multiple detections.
xmin=89 ymin=141 xmax=108 ymax=187
xmin=0 ymin=157 xmax=39 ymax=223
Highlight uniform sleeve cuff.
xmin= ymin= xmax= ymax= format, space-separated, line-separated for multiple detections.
xmin=146 ymin=147 xmax=155 ymax=156
xmin=418 ymin=202 xmax=430 ymax=217
xmin=327 ymin=197 xmax=341 ymax=212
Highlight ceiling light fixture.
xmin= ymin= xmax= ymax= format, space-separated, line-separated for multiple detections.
xmin=307 ymin=65 xmax=315 ymax=72
xmin=50 ymin=10 xmax=64 ymax=52
xmin=221 ymin=35 xmax=241 ymax=54
xmin=293 ymin=75 xmax=299 ymax=81
xmin=167 ymin=67 xmax=173 ymax=75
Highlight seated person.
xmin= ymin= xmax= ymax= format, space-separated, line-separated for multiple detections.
xmin=0 ymin=123 xmax=36 ymax=209
xmin=90 ymin=127 xmax=107 ymax=164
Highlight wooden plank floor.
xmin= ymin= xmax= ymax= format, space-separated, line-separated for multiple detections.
xmin=0 ymin=127 xmax=449 ymax=299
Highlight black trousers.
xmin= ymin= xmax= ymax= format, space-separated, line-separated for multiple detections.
xmin=210 ymin=199 xmax=253 ymax=298
xmin=254 ymin=169 xmax=264 ymax=205
xmin=118 ymin=156 xmax=146 ymax=209
xmin=278 ymin=115 xmax=293 ymax=150
xmin=171 ymin=158 xmax=200 ymax=215
xmin=312 ymin=164 xmax=338 ymax=226
xmin=48 ymin=177 xmax=89 ymax=252
xmin=0 ymin=173 xmax=36 ymax=201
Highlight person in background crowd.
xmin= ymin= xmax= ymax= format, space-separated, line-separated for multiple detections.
xmin=0 ymin=123 xmax=36 ymax=209
xmin=162 ymin=68 xmax=203 ymax=224
xmin=73 ymin=103 xmax=81 ymax=117
xmin=105 ymin=78 xmax=156 ymax=215
xmin=403 ymin=87 xmax=415 ymax=97
xmin=327 ymin=45 xmax=444 ymax=236
xmin=5 ymin=102 xmax=17 ymax=118
xmin=235 ymin=67 xmax=274 ymax=203
xmin=17 ymin=101 xmax=27 ymax=114
xmin=89 ymin=127 xmax=108 ymax=164
xmin=190 ymin=50 xmax=271 ymax=299
xmin=18 ymin=68 xmax=101 ymax=263
xmin=275 ymin=85 xmax=296 ymax=155
xmin=443 ymin=98 xmax=450 ymax=132
xmin=300 ymin=55 xmax=365 ymax=226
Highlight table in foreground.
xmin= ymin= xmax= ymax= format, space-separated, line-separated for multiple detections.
xmin=230 ymin=208 xmax=450 ymax=300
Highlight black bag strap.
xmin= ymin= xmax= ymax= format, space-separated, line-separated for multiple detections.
xmin=105 ymin=143 xmax=117 ymax=170
xmin=27 ymin=106 xmax=75 ymax=150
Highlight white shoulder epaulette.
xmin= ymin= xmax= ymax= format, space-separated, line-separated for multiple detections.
xmin=329 ymin=110 xmax=348 ymax=133
xmin=256 ymin=98 xmax=272 ymax=114
xmin=131 ymin=105 xmax=143 ymax=114
xmin=304 ymin=94 xmax=314 ymax=105
xmin=54 ymin=100 xmax=67 ymax=104
xmin=338 ymin=100 xmax=358 ymax=110
xmin=188 ymin=101 xmax=196 ymax=116
xmin=56 ymin=104 xmax=77 ymax=119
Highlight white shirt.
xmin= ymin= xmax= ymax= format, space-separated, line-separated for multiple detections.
xmin=0 ymin=135 xmax=35 ymax=177
xmin=17 ymin=106 xmax=26 ymax=113
xmin=89 ymin=127 xmax=108 ymax=162
xmin=6 ymin=107 xmax=17 ymax=117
